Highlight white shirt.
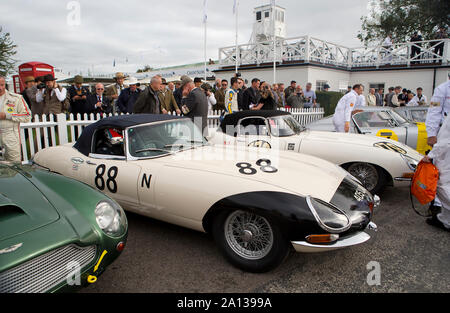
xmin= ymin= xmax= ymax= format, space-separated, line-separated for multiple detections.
xmin=207 ymin=93 xmax=217 ymax=111
xmin=383 ymin=37 xmax=393 ymax=48
xmin=36 ymin=87 xmax=67 ymax=103
xmin=334 ymin=90 xmax=358 ymax=123
xmin=408 ymin=95 xmax=427 ymax=106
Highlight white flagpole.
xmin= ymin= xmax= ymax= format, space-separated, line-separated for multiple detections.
xmin=234 ymin=0 xmax=239 ymax=74
xmin=203 ymin=0 xmax=208 ymax=81
xmin=272 ymin=0 xmax=276 ymax=84
xmin=204 ymin=22 xmax=207 ymax=81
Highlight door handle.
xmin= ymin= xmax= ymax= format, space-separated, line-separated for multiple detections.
xmin=86 ymin=161 xmax=97 ymax=166
xmin=71 ymin=157 xmax=84 ymax=165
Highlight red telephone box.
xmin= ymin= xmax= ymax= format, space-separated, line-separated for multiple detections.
xmin=14 ymin=62 xmax=55 ymax=93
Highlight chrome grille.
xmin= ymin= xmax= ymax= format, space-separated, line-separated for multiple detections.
xmin=0 ymin=244 xmax=96 ymax=293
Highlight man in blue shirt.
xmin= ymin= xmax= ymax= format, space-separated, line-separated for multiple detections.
xmin=303 ymin=83 xmax=317 ymax=108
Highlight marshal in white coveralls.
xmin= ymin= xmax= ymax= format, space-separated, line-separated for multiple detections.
xmin=428 ymin=116 xmax=450 ymax=229
xmin=426 ymin=80 xmax=450 ymax=139
xmin=426 ymin=80 xmax=450 ymax=209
xmin=355 ymin=94 xmax=366 ymax=109
xmin=333 ymin=90 xmax=358 ymax=133
xmin=0 ymin=90 xmax=32 ymax=162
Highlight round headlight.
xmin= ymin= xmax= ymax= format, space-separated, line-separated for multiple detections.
xmin=401 ymin=154 xmax=419 ymax=171
xmin=95 ymin=200 xmax=127 ymax=237
xmin=306 ymin=196 xmax=352 ymax=234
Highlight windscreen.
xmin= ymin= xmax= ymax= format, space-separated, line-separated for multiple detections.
xmin=127 ymin=119 xmax=207 ymax=158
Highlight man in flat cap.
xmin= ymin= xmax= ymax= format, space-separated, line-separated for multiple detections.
xmin=67 ymin=75 xmax=90 ymax=117
xmin=159 ymin=78 xmax=181 ymax=115
xmin=21 ymin=76 xmax=39 ymax=116
xmin=105 ymin=72 xmax=128 ymax=114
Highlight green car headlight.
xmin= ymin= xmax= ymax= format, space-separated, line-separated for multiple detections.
xmin=401 ymin=154 xmax=419 ymax=171
xmin=95 ymin=200 xmax=127 ymax=237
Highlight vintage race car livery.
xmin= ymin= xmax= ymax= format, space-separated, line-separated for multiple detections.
xmin=0 ymin=162 xmax=128 ymax=293
xmin=34 ymin=115 xmax=379 ymax=273
xmin=307 ymin=106 xmax=432 ymax=155
xmin=209 ymin=111 xmax=422 ymax=194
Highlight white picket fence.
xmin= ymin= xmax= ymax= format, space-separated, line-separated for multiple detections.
xmin=19 ymin=108 xmax=324 ymax=163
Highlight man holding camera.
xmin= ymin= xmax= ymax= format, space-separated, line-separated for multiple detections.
xmin=36 ymin=74 xmax=68 ymax=115
xmin=287 ymin=86 xmax=306 ymax=108
xmin=86 ymin=83 xmax=112 ymax=116
xmin=67 ymin=75 xmax=90 ymax=116
xmin=0 ymin=75 xmax=31 ymax=162
xmin=303 ymin=83 xmax=317 ymax=108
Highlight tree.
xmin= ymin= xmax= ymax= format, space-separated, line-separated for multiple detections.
xmin=136 ymin=65 xmax=153 ymax=73
xmin=358 ymin=0 xmax=450 ymax=46
xmin=0 ymin=27 xmax=17 ymax=76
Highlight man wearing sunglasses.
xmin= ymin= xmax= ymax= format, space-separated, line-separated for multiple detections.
xmin=86 ymin=83 xmax=112 ymax=116
xmin=214 ymin=79 xmax=228 ymax=111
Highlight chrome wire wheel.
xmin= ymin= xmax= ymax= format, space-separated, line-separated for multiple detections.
xmin=347 ymin=163 xmax=379 ymax=192
xmin=224 ymin=211 xmax=274 ymax=260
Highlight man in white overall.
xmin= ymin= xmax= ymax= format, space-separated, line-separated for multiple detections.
xmin=424 ymin=78 xmax=450 ymax=230
xmin=333 ymin=84 xmax=363 ymax=133
xmin=423 ymin=116 xmax=449 ymax=231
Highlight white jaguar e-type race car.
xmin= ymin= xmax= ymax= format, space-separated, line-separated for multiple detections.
xmin=33 ymin=115 xmax=379 ymax=272
xmin=209 ymin=111 xmax=422 ymax=194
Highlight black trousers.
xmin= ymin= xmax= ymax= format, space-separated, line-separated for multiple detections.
xmin=411 ymin=46 xmax=421 ymax=64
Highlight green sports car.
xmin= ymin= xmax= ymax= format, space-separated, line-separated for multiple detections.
xmin=0 ymin=162 xmax=128 ymax=293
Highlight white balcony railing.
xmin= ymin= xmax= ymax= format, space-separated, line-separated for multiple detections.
xmin=219 ymin=36 xmax=449 ymax=69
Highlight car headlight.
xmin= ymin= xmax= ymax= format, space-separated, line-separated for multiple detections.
xmin=346 ymin=173 xmax=363 ymax=186
xmin=401 ymin=154 xmax=419 ymax=171
xmin=95 ymin=200 xmax=127 ymax=237
xmin=306 ymin=196 xmax=352 ymax=234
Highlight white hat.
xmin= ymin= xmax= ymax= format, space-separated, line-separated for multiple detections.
xmin=125 ymin=77 xmax=139 ymax=85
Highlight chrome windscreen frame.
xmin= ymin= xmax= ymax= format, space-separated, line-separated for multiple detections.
xmin=306 ymin=196 xmax=352 ymax=234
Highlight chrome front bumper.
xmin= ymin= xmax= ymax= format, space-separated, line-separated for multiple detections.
xmin=291 ymin=222 xmax=378 ymax=253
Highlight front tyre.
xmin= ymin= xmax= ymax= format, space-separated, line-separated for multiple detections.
xmin=346 ymin=163 xmax=386 ymax=194
xmin=212 ymin=210 xmax=290 ymax=273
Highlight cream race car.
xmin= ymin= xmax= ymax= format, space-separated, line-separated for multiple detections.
xmin=33 ymin=114 xmax=379 ymax=273
xmin=209 ymin=111 xmax=423 ymax=194
xmin=307 ymin=107 xmax=431 ymax=155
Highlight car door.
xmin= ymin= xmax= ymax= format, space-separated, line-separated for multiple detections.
xmin=352 ymin=111 xmax=408 ymax=144
xmin=74 ymin=128 xmax=143 ymax=210
xmin=79 ymin=155 xmax=142 ymax=209
xmin=236 ymin=117 xmax=273 ymax=149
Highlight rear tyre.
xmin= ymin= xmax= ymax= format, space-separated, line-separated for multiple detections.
xmin=346 ymin=163 xmax=386 ymax=194
xmin=212 ymin=210 xmax=290 ymax=273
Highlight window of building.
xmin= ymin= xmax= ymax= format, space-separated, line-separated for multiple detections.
xmin=339 ymin=81 xmax=349 ymax=93
xmin=265 ymin=11 xmax=270 ymax=18
xmin=316 ymin=80 xmax=328 ymax=91
xmin=369 ymin=83 xmax=385 ymax=93
xmin=256 ymin=11 xmax=261 ymax=21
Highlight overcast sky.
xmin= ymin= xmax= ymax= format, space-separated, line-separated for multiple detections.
xmin=1 ymin=0 xmax=369 ymax=75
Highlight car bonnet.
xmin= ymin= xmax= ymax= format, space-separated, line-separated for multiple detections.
xmin=155 ymin=145 xmax=347 ymax=203
xmin=0 ymin=164 xmax=60 ymax=243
